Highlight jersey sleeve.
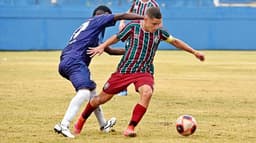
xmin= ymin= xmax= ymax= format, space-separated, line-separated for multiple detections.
xmin=96 ymin=14 xmax=116 ymax=28
xmin=159 ymin=29 xmax=176 ymax=43
xmin=160 ymin=29 xmax=171 ymax=41
xmin=116 ymin=23 xmax=133 ymax=42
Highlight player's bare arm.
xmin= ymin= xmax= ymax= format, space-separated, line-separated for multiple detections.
xmin=114 ymin=13 xmax=144 ymax=21
xmin=88 ymin=35 xmax=120 ymax=57
xmin=104 ymin=46 xmax=125 ymax=55
xmin=165 ymin=36 xmax=205 ymax=61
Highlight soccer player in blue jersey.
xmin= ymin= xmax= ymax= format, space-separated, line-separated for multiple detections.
xmin=74 ymin=7 xmax=205 ymax=137
xmin=53 ymin=5 xmax=144 ymax=138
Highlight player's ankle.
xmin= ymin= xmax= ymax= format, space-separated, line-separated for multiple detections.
xmin=127 ymin=125 xmax=135 ymax=130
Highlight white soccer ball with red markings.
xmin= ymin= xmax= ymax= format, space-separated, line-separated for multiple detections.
xmin=175 ymin=115 xmax=197 ymax=136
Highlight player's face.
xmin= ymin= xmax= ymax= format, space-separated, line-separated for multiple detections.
xmin=144 ymin=16 xmax=162 ymax=33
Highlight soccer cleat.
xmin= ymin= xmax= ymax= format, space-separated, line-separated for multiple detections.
xmin=123 ymin=126 xmax=136 ymax=137
xmin=73 ymin=116 xmax=86 ymax=135
xmin=100 ymin=117 xmax=117 ymax=133
xmin=54 ymin=123 xmax=75 ymax=138
xmin=117 ymin=90 xmax=128 ymax=96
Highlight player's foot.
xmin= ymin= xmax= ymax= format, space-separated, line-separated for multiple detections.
xmin=73 ymin=116 xmax=86 ymax=135
xmin=117 ymin=90 xmax=128 ymax=96
xmin=123 ymin=126 xmax=136 ymax=137
xmin=100 ymin=117 xmax=117 ymax=133
xmin=54 ymin=123 xmax=75 ymax=138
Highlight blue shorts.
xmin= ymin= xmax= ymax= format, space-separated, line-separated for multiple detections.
xmin=59 ymin=57 xmax=96 ymax=91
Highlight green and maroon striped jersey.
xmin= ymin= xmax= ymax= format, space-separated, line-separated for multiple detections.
xmin=129 ymin=0 xmax=159 ymax=16
xmin=116 ymin=21 xmax=170 ymax=75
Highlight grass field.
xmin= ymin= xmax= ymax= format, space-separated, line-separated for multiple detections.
xmin=0 ymin=50 xmax=255 ymax=143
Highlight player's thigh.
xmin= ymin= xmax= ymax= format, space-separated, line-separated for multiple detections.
xmin=58 ymin=57 xmax=75 ymax=79
xmin=138 ymin=84 xmax=153 ymax=96
xmin=69 ymin=63 xmax=96 ymax=91
xmin=134 ymin=73 xmax=154 ymax=92
xmin=103 ymin=72 xmax=131 ymax=94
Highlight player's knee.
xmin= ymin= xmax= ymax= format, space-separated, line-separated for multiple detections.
xmin=140 ymin=86 xmax=153 ymax=98
xmin=141 ymin=92 xmax=152 ymax=104
xmin=77 ymin=89 xmax=91 ymax=101
xmin=90 ymin=89 xmax=97 ymax=99
xmin=143 ymin=91 xmax=152 ymax=99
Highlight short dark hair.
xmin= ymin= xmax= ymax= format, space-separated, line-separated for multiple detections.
xmin=146 ymin=7 xmax=162 ymax=19
xmin=92 ymin=5 xmax=112 ymax=16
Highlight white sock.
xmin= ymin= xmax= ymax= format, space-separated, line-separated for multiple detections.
xmin=91 ymin=89 xmax=106 ymax=128
xmin=61 ymin=89 xmax=90 ymax=127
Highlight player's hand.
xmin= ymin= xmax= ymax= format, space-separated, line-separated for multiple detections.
xmin=193 ymin=51 xmax=205 ymax=61
xmin=87 ymin=47 xmax=104 ymax=57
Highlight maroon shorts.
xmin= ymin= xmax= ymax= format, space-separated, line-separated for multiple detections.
xmin=102 ymin=72 xmax=154 ymax=94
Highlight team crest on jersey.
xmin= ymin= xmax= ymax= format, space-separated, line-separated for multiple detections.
xmin=154 ymin=37 xmax=160 ymax=43
xmin=103 ymin=82 xmax=110 ymax=90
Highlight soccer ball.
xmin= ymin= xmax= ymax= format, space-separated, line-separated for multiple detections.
xmin=175 ymin=115 xmax=197 ymax=136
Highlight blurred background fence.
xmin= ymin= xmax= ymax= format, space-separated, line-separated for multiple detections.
xmin=0 ymin=0 xmax=256 ymax=50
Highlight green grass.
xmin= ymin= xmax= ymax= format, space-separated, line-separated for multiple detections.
xmin=0 ymin=50 xmax=255 ymax=143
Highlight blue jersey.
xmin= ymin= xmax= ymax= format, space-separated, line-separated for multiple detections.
xmin=61 ymin=14 xmax=116 ymax=66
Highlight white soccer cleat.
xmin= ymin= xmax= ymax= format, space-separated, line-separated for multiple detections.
xmin=100 ymin=117 xmax=117 ymax=133
xmin=54 ymin=123 xmax=75 ymax=138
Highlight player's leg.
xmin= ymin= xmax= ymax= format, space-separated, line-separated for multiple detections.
xmin=90 ymin=89 xmax=105 ymax=128
xmin=54 ymin=60 xmax=96 ymax=138
xmin=124 ymin=73 xmax=154 ymax=137
xmin=62 ymin=89 xmax=91 ymax=127
xmin=124 ymin=85 xmax=152 ymax=137
xmin=90 ymin=89 xmax=116 ymax=132
xmin=74 ymin=91 xmax=115 ymax=134
xmin=54 ymin=89 xmax=91 ymax=138
xmin=54 ymin=58 xmax=85 ymax=138
xmin=74 ymin=72 xmax=129 ymax=134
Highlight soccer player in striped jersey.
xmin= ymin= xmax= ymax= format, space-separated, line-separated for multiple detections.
xmin=74 ymin=7 xmax=205 ymax=137
xmin=53 ymin=5 xmax=144 ymax=138
xmin=118 ymin=0 xmax=159 ymax=96
xmin=119 ymin=0 xmax=159 ymax=31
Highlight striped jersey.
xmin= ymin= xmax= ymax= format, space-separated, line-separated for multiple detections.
xmin=116 ymin=21 xmax=170 ymax=75
xmin=129 ymin=0 xmax=159 ymax=16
